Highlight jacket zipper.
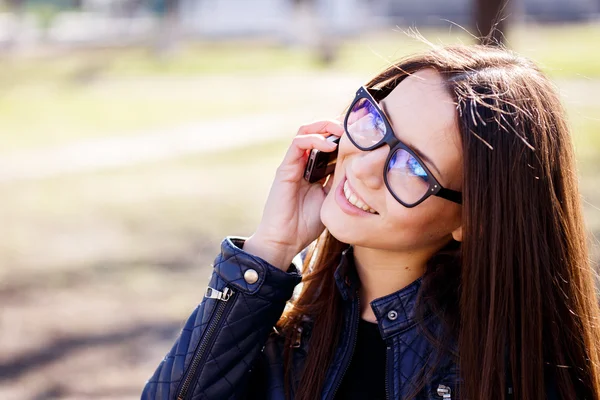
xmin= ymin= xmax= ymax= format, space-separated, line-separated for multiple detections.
xmin=177 ymin=286 xmax=235 ymax=400
xmin=384 ymin=341 xmax=390 ymax=400
xmin=328 ymin=295 xmax=360 ymax=400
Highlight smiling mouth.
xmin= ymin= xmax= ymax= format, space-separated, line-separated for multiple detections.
xmin=343 ymin=179 xmax=378 ymax=214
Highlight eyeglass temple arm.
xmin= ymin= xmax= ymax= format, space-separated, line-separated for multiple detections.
xmin=437 ymin=188 xmax=462 ymax=205
xmin=367 ymin=86 xmax=395 ymax=101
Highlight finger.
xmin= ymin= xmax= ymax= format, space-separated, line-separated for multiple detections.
xmin=296 ymin=119 xmax=344 ymax=138
xmin=279 ymin=135 xmax=338 ymax=174
xmin=287 ymin=134 xmax=338 ymax=159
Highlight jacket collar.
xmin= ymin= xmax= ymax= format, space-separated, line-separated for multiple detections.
xmin=333 ymin=245 xmax=426 ymax=340
xmin=333 ymin=245 xmax=361 ymax=302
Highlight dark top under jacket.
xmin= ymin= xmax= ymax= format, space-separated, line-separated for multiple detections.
xmin=335 ymin=318 xmax=387 ymax=400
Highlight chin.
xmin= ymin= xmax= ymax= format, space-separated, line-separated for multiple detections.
xmin=327 ymin=228 xmax=358 ymax=246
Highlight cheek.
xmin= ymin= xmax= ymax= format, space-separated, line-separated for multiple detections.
xmin=382 ymin=208 xmax=432 ymax=237
xmin=338 ymin=133 xmax=357 ymax=155
xmin=380 ymin=199 xmax=460 ymax=245
xmin=320 ymin=182 xmax=347 ymax=234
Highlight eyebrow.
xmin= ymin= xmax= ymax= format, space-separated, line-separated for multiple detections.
xmin=379 ymin=100 xmax=444 ymax=179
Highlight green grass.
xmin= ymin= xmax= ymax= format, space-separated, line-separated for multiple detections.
xmin=569 ymin=105 xmax=600 ymax=170
xmin=2 ymin=24 xmax=598 ymax=81
xmin=0 ymin=23 xmax=598 ymax=155
xmin=0 ymin=80 xmax=278 ymax=152
xmin=509 ymin=24 xmax=600 ymax=79
xmin=0 ymin=138 xmax=288 ymax=276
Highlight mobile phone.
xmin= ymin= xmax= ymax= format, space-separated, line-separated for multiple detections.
xmin=303 ymin=136 xmax=340 ymax=183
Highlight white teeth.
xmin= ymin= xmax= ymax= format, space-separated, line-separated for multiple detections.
xmin=343 ymin=180 xmax=377 ymax=214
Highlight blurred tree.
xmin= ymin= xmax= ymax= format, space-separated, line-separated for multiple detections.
xmin=127 ymin=0 xmax=145 ymax=15
xmin=3 ymin=0 xmax=26 ymax=52
xmin=31 ymin=3 xmax=61 ymax=38
xmin=475 ymin=0 xmax=509 ymax=45
xmin=5 ymin=0 xmax=26 ymax=11
xmin=290 ymin=0 xmax=338 ymax=66
xmin=152 ymin=0 xmax=182 ymax=57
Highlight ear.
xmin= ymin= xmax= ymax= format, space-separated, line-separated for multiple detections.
xmin=451 ymin=225 xmax=463 ymax=242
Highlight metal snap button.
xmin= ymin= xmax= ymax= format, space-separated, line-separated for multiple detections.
xmin=387 ymin=310 xmax=398 ymax=321
xmin=437 ymin=384 xmax=451 ymax=399
xmin=244 ymin=269 xmax=259 ymax=284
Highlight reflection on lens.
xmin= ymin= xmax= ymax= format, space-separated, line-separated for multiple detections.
xmin=346 ymin=98 xmax=386 ymax=148
xmin=386 ymin=148 xmax=430 ymax=204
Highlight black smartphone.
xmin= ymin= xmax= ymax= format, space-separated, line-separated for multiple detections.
xmin=303 ymin=136 xmax=340 ymax=183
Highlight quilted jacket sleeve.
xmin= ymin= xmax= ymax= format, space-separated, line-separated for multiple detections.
xmin=142 ymin=236 xmax=303 ymax=400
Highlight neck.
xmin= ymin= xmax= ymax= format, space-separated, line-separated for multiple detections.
xmin=353 ymin=245 xmax=431 ymax=323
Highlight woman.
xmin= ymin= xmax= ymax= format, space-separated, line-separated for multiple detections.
xmin=142 ymin=44 xmax=600 ymax=399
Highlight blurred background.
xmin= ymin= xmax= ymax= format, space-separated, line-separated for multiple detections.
xmin=0 ymin=0 xmax=598 ymax=398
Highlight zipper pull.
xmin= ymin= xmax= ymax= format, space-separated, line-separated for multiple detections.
xmin=437 ymin=384 xmax=451 ymax=399
xmin=291 ymin=326 xmax=303 ymax=348
xmin=205 ymin=286 xmax=232 ymax=301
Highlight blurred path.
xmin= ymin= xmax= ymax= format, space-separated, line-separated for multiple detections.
xmin=0 ymin=72 xmax=362 ymax=183
xmin=0 ymin=111 xmax=314 ymax=182
xmin=0 ymin=76 xmax=597 ymax=183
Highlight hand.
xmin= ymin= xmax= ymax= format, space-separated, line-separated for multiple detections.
xmin=244 ymin=120 xmax=343 ymax=270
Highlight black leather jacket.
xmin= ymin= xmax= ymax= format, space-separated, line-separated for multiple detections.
xmin=142 ymin=237 xmax=461 ymax=399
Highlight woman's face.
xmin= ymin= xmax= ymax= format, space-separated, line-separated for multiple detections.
xmin=321 ymin=68 xmax=463 ymax=252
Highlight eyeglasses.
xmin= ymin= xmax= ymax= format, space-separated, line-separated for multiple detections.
xmin=343 ymin=86 xmax=462 ymax=208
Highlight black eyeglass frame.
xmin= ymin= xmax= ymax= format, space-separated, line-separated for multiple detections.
xmin=343 ymin=86 xmax=462 ymax=208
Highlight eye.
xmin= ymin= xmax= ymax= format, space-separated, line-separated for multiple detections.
xmin=407 ymin=156 xmax=430 ymax=182
xmin=365 ymin=100 xmax=377 ymax=115
xmin=374 ymin=115 xmax=386 ymax=134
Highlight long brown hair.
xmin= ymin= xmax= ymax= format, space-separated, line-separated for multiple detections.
xmin=276 ymin=44 xmax=600 ymax=399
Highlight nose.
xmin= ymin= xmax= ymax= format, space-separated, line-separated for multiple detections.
xmin=348 ymin=145 xmax=388 ymax=190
